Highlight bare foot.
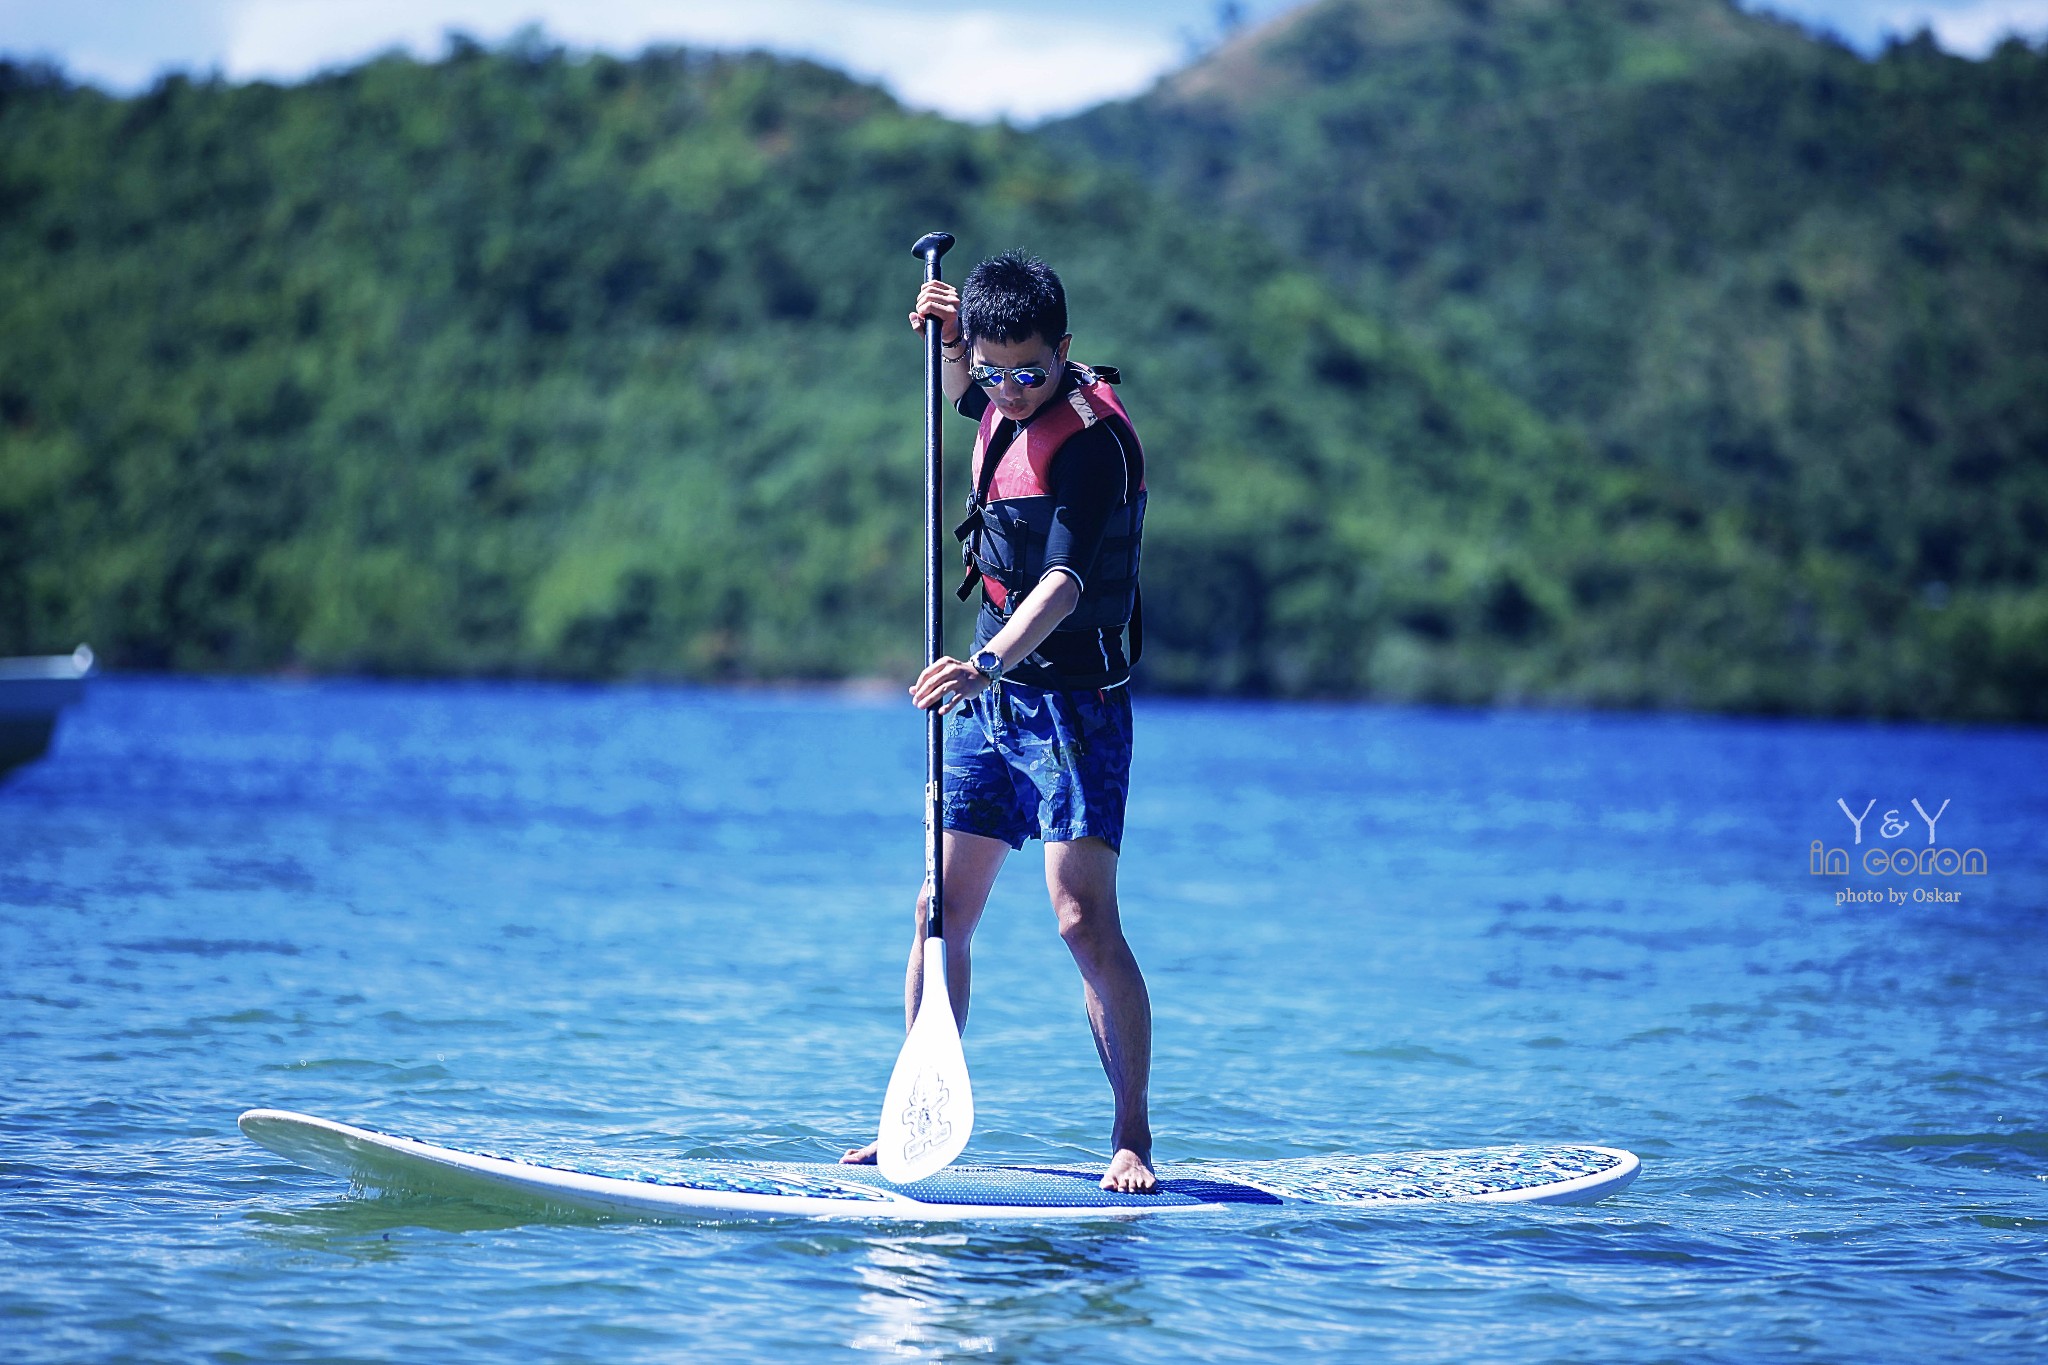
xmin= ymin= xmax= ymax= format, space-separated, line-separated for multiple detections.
xmin=1101 ymin=1148 xmax=1157 ymax=1193
xmin=840 ymin=1140 xmax=879 ymax=1165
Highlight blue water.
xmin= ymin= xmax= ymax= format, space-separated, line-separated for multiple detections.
xmin=3 ymin=678 xmax=2044 ymax=1363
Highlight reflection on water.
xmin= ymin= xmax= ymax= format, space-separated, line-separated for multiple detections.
xmin=244 ymin=1195 xmax=564 ymax=1255
xmin=849 ymin=1228 xmax=1155 ymax=1358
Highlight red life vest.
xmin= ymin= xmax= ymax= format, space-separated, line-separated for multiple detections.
xmin=954 ymin=364 xmax=1146 ymax=645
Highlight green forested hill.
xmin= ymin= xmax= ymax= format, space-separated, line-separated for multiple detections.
xmin=1053 ymin=0 xmax=2048 ymax=719
xmin=0 ymin=31 xmax=2040 ymax=717
xmin=0 ymin=42 xmax=1648 ymax=700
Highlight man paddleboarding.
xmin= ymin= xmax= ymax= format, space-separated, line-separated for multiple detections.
xmin=844 ymin=250 xmax=1156 ymax=1193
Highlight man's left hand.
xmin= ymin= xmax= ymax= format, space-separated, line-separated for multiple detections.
xmin=911 ymin=656 xmax=988 ymax=714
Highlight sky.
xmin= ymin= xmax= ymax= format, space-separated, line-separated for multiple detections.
xmin=3 ymin=0 xmax=2044 ymax=123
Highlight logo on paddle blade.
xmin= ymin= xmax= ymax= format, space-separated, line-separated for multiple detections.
xmin=898 ymin=1070 xmax=953 ymax=1162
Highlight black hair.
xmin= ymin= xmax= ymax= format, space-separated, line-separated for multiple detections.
xmin=958 ymin=250 xmax=1067 ymax=349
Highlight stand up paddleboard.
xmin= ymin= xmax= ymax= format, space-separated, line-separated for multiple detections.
xmin=239 ymin=1110 xmax=1639 ymax=1221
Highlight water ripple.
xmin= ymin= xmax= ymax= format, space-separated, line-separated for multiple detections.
xmin=2 ymin=678 xmax=2044 ymax=1363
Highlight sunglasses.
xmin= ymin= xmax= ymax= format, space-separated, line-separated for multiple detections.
xmin=969 ymin=363 xmax=1053 ymax=389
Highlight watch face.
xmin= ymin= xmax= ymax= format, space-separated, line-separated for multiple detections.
xmin=975 ymin=651 xmax=1001 ymax=677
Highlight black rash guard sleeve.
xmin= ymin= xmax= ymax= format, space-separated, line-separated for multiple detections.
xmin=1040 ymin=421 xmax=1132 ymax=591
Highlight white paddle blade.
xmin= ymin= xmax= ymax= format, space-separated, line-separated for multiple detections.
xmin=877 ymin=937 xmax=975 ymax=1183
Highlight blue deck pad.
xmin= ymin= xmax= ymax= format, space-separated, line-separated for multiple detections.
xmin=524 ymin=1156 xmax=1279 ymax=1208
xmin=833 ymin=1165 xmax=1282 ymax=1208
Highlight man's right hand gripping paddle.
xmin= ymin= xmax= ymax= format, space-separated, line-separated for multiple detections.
xmin=877 ymin=229 xmax=974 ymax=1184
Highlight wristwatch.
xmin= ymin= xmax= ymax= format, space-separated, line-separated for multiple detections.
xmin=972 ymin=649 xmax=1005 ymax=685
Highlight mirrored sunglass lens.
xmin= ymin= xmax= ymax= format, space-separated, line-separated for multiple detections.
xmin=972 ymin=365 xmax=1052 ymax=388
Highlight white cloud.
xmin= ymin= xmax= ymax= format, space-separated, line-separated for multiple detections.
xmin=214 ymin=0 xmax=1181 ymax=122
xmin=1744 ymin=0 xmax=2048 ymax=51
xmin=1878 ymin=0 xmax=2048 ymax=50
xmin=0 ymin=0 xmax=230 ymax=86
xmin=19 ymin=1 xmax=2035 ymax=121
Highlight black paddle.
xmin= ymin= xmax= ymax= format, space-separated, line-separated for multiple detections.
xmin=876 ymin=229 xmax=973 ymax=1182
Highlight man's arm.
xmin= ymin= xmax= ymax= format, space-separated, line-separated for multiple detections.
xmin=907 ymin=570 xmax=1079 ymax=713
xmin=981 ymin=569 xmax=1081 ymax=670
xmin=1039 ymin=419 xmax=1132 ymax=595
xmin=909 ymin=279 xmax=974 ymax=405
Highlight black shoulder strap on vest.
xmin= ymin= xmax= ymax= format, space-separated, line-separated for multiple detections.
xmin=953 ymin=418 xmax=1010 ymax=602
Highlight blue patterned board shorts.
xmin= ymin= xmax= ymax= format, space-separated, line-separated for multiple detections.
xmin=942 ymin=683 xmax=1133 ymax=853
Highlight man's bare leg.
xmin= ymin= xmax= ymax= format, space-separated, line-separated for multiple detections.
xmin=1045 ymin=836 xmax=1155 ymax=1192
xmin=842 ymin=829 xmax=1009 ymax=1164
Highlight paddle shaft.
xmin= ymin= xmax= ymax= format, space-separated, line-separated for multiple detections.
xmin=913 ymin=231 xmax=955 ymax=941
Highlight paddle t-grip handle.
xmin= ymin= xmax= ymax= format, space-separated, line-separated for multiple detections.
xmin=913 ymin=230 xmax=954 ymax=941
